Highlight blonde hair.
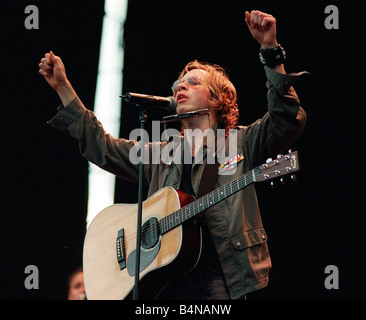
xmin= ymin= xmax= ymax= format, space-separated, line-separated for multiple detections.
xmin=177 ymin=60 xmax=239 ymax=136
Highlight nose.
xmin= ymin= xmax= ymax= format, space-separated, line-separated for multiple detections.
xmin=176 ymin=82 xmax=188 ymax=92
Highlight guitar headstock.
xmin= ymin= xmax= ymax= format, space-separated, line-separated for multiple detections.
xmin=255 ymin=150 xmax=299 ymax=182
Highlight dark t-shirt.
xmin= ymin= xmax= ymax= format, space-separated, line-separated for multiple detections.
xmin=157 ymin=158 xmax=230 ymax=300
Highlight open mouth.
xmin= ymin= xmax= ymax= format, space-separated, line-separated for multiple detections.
xmin=176 ymin=93 xmax=188 ymax=103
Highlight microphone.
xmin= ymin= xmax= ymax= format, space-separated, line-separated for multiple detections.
xmin=120 ymin=92 xmax=177 ymax=111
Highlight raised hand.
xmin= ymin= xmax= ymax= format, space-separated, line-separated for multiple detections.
xmin=39 ymin=51 xmax=68 ymax=90
xmin=39 ymin=51 xmax=76 ymax=106
xmin=245 ymin=10 xmax=278 ymax=49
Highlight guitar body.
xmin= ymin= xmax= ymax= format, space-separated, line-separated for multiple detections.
xmin=83 ymin=187 xmax=201 ymax=300
xmin=83 ymin=151 xmax=300 ymax=300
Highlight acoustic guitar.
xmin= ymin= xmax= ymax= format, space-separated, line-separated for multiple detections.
xmin=83 ymin=151 xmax=299 ymax=299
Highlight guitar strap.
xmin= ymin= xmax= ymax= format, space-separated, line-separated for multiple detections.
xmin=196 ymin=152 xmax=220 ymax=199
xmin=196 ymin=131 xmax=229 ymax=198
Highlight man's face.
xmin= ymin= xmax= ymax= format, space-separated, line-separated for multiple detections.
xmin=173 ymin=69 xmax=211 ymax=115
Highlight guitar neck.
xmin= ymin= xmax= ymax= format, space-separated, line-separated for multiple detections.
xmin=159 ymin=167 xmax=260 ymax=234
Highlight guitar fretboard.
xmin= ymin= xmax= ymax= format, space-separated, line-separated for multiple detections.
xmin=159 ymin=167 xmax=260 ymax=234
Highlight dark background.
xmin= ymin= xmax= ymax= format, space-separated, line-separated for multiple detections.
xmin=1 ymin=0 xmax=365 ymax=300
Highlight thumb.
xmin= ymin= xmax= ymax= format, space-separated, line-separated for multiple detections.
xmin=49 ymin=51 xmax=56 ymax=64
xmin=48 ymin=51 xmax=64 ymax=72
xmin=244 ymin=11 xmax=250 ymax=22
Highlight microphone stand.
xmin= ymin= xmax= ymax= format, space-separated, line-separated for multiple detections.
xmin=132 ymin=105 xmax=147 ymax=300
xmin=120 ymin=97 xmax=209 ymax=300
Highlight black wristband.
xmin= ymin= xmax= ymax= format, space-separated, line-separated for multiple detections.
xmin=259 ymin=45 xmax=286 ymax=68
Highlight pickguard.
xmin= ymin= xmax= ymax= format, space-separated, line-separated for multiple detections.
xmin=126 ymin=240 xmax=161 ymax=276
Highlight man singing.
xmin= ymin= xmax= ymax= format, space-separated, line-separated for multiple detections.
xmin=39 ymin=10 xmax=307 ymax=300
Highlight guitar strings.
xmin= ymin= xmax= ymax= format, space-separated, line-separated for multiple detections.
xmin=135 ymin=169 xmax=256 ymax=241
xmin=118 ymin=169 xmax=257 ymax=248
xmin=134 ymin=157 xmax=292 ymax=241
xmin=160 ymin=170 xmax=255 ymax=231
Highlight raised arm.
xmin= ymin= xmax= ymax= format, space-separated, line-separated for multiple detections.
xmin=39 ymin=51 xmax=77 ymax=106
xmin=245 ymin=10 xmax=285 ymax=75
xmin=242 ymin=10 xmax=307 ymax=166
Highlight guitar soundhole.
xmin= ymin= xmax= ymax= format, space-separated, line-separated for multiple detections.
xmin=141 ymin=217 xmax=160 ymax=249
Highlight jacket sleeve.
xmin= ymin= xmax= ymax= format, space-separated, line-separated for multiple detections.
xmin=47 ymin=96 xmax=151 ymax=186
xmin=243 ymin=66 xmax=308 ymax=167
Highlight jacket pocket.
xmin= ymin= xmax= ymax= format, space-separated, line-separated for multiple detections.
xmin=230 ymin=227 xmax=271 ymax=286
xmin=231 ymin=227 xmax=268 ymax=250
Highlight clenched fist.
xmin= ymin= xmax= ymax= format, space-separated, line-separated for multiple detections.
xmin=245 ymin=10 xmax=278 ymax=49
xmin=39 ymin=51 xmax=76 ymax=106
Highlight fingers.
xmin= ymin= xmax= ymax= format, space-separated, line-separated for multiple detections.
xmin=39 ymin=68 xmax=52 ymax=77
xmin=245 ymin=10 xmax=275 ymax=30
xmin=38 ymin=51 xmax=69 ymax=90
xmin=39 ymin=55 xmax=53 ymax=76
xmin=261 ymin=16 xmax=276 ymax=30
xmin=39 ymin=51 xmax=61 ymax=77
xmin=39 ymin=58 xmax=53 ymax=70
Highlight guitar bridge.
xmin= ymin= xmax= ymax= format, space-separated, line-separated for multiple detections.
xmin=116 ymin=228 xmax=126 ymax=270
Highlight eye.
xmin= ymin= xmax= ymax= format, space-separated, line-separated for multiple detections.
xmin=186 ymin=75 xmax=200 ymax=85
xmin=171 ymin=79 xmax=182 ymax=93
xmin=171 ymin=75 xmax=202 ymax=94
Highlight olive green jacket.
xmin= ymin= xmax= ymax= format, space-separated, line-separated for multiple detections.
xmin=48 ymin=66 xmax=307 ymax=299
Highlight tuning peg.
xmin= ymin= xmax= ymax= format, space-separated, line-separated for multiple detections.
xmin=266 ymin=158 xmax=273 ymax=163
xmin=277 ymin=154 xmax=283 ymax=159
xmin=290 ymin=174 xmax=298 ymax=182
xmin=288 ymin=149 xmax=293 ymax=153
xmin=270 ymin=181 xmax=274 ymax=188
xmin=280 ymin=178 xmax=285 ymax=184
